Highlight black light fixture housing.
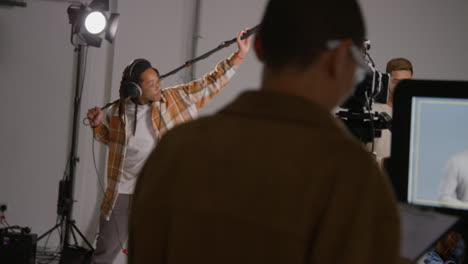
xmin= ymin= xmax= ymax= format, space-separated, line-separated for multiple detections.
xmin=67 ymin=0 xmax=119 ymax=47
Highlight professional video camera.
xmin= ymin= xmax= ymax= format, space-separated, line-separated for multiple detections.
xmin=336 ymin=40 xmax=392 ymax=144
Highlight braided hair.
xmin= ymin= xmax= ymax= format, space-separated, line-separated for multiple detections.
xmin=118 ymin=59 xmax=154 ymax=135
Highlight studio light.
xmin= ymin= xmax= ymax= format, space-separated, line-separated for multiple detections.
xmin=67 ymin=0 xmax=120 ymax=47
xmin=84 ymin=11 xmax=107 ymax=34
xmin=36 ymin=1 xmax=120 ymax=261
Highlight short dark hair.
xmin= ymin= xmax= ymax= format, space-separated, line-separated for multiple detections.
xmin=258 ymin=0 xmax=366 ymax=70
xmin=386 ymin=58 xmax=413 ymax=75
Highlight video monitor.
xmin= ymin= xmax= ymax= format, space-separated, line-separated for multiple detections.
xmin=389 ymin=80 xmax=468 ymax=214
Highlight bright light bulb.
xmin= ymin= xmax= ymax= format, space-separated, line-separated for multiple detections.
xmin=84 ymin=11 xmax=106 ymax=34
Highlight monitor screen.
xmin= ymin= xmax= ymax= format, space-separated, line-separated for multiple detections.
xmin=389 ymin=80 xmax=468 ymax=215
xmin=407 ymin=96 xmax=468 ymax=210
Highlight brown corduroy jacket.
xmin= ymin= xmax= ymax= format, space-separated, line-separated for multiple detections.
xmin=129 ymin=90 xmax=401 ymax=264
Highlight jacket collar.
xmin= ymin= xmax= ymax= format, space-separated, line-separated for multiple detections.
xmin=220 ymin=89 xmax=337 ymax=126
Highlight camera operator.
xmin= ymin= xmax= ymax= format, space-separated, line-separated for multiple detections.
xmin=387 ymin=58 xmax=414 ymax=108
xmin=369 ymin=58 xmax=413 ymax=165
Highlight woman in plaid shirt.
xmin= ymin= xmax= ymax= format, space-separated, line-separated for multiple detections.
xmin=86 ymin=29 xmax=251 ymax=264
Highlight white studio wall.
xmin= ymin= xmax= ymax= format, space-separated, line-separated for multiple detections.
xmin=192 ymin=0 xmax=268 ymax=116
xmin=359 ymin=0 xmax=468 ymax=80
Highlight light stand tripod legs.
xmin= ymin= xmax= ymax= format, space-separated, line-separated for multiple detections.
xmin=37 ymin=220 xmax=63 ymax=241
xmin=37 ymin=43 xmax=95 ymax=263
xmin=70 ymin=221 xmax=94 ymax=250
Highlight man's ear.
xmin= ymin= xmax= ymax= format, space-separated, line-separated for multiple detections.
xmin=254 ymin=33 xmax=264 ymax=62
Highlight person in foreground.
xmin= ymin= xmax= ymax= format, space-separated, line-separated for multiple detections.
xmin=129 ymin=0 xmax=403 ymax=263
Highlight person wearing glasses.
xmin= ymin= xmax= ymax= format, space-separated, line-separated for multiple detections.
xmin=129 ymin=1 xmax=403 ymax=263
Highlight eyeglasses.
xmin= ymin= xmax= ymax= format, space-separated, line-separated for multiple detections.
xmin=327 ymin=40 xmax=367 ymax=68
xmin=327 ymin=40 xmax=369 ymax=85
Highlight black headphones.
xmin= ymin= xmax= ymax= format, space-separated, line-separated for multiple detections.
xmin=121 ymin=58 xmax=150 ymax=98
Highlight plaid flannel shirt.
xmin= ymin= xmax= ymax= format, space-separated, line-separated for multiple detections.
xmin=93 ymin=53 xmax=238 ymax=219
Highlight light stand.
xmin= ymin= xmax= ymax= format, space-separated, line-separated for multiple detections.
xmin=38 ymin=43 xmax=94 ymax=263
xmin=37 ymin=1 xmax=119 ymax=263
